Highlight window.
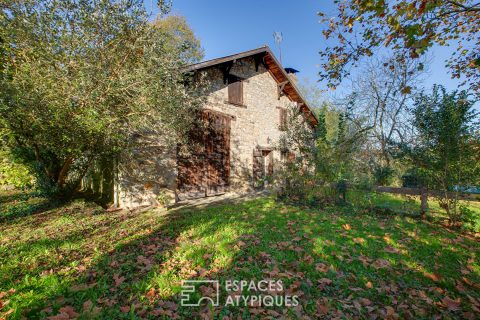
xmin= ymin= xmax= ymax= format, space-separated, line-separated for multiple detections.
xmin=279 ymin=108 xmax=287 ymax=131
xmin=281 ymin=150 xmax=295 ymax=163
xmin=227 ymin=75 xmax=243 ymax=106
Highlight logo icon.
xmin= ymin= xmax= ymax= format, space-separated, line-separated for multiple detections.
xmin=181 ymin=280 xmax=220 ymax=307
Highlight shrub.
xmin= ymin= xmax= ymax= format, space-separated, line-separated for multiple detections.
xmin=0 ymin=148 xmax=34 ymax=190
xmin=373 ymin=165 xmax=395 ymax=186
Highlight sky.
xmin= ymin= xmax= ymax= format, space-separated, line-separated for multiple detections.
xmin=144 ymin=0 xmax=467 ymax=99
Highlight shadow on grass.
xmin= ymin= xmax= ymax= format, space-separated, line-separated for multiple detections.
xmin=3 ymin=195 xmax=480 ymax=319
xmin=0 ymin=195 xmax=68 ymax=224
xmin=7 ymin=197 xmax=271 ymax=319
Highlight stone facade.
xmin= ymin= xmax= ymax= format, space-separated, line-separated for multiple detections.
xmin=115 ymin=51 xmax=313 ymax=208
xmin=115 ymin=134 xmax=177 ymax=208
xmin=198 ymin=57 xmax=295 ymax=192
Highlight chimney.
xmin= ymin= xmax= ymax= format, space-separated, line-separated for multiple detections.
xmin=285 ymin=67 xmax=299 ymax=85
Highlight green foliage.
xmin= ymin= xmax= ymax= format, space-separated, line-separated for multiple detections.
xmin=397 ymin=85 xmax=480 ymax=224
xmin=372 ymin=165 xmax=395 ymax=186
xmin=314 ymin=109 xmax=362 ymax=184
xmin=0 ymin=147 xmax=33 ymax=189
xmin=319 ymin=1 xmax=480 ymax=93
xmin=0 ymin=0 xmax=204 ymax=197
xmin=459 ymin=204 xmax=479 ymax=232
xmin=401 ymin=167 xmax=425 ymax=188
xmin=277 ymin=101 xmax=364 ymax=206
xmin=153 ymin=14 xmax=204 ymax=63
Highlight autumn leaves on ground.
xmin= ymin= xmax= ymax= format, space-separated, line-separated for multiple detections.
xmin=0 ymin=191 xmax=479 ymax=319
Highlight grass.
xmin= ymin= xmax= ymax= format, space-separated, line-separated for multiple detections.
xmin=0 ymin=190 xmax=479 ymax=319
xmin=347 ymin=190 xmax=480 ymax=232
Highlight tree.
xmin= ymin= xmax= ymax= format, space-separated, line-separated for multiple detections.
xmin=0 ymin=131 xmax=34 ymax=189
xmin=0 ymin=0 xmax=203 ymax=197
xmin=298 ymin=80 xmax=369 ymax=185
xmin=277 ymin=100 xmax=366 ymax=205
xmin=153 ymin=14 xmax=204 ymax=64
xmin=345 ymin=55 xmax=426 ymax=184
xmin=319 ymin=0 xmax=480 ymax=93
xmin=398 ymin=85 xmax=479 ymax=224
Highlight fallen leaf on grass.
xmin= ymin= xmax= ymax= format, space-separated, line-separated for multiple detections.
xmin=236 ymin=240 xmax=246 ymax=248
xmin=2 ymin=308 xmax=14 ymax=318
xmin=441 ymin=297 xmax=461 ymax=311
xmin=423 ymin=272 xmax=441 ymax=282
xmin=353 ymin=237 xmax=365 ymax=244
xmin=315 ymin=263 xmax=329 ymax=273
xmin=69 ymin=283 xmax=96 ymax=292
xmin=365 ymin=281 xmax=373 ymax=289
xmin=82 ymin=300 xmax=92 ymax=311
xmin=146 ymin=287 xmax=156 ymax=298
xmin=316 ymin=300 xmax=329 ymax=315
xmin=462 ymin=277 xmax=478 ymax=288
xmin=150 ymin=308 xmax=174 ymax=317
xmin=384 ymin=245 xmax=400 ymax=254
xmin=342 ymin=224 xmax=351 ymax=231
xmin=113 ymin=274 xmax=125 ymax=287
xmin=120 ymin=305 xmax=131 ymax=313
xmin=318 ymin=278 xmax=332 ymax=285
xmin=385 ymin=306 xmax=398 ymax=318
xmin=47 ymin=313 xmax=69 ymax=320
xmin=359 ymin=298 xmax=372 ymax=306
xmin=372 ymin=259 xmax=390 ymax=269
xmin=0 ymin=299 xmax=9 ymax=310
xmin=318 ymin=278 xmax=333 ymax=290
xmin=48 ymin=306 xmax=79 ymax=320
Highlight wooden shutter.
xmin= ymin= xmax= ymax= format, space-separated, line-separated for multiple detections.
xmin=279 ymin=108 xmax=287 ymax=131
xmin=288 ymin=152 xmax=295 ymax=162
xmin=265 ymin=150 xmax=273 ymax=176
xmin=228 ymin=76 xmax=243 ymax=106
xmin=253 ymin=149 xmax=265 ymax=181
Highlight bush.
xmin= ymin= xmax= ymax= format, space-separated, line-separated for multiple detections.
xmin=459 ymin=205 xmax=479 ymax=232
xmin=0 ymin=149 xmax=34 ymax=190
xmin=401 ymin=168 xmax=425 ymax=188
xmin=373 ymin=165 xmax=395 ymax=186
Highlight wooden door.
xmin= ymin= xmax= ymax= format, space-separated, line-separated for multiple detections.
xmin=177 ymin=111 xmax=231 ymax=200
xmin=206 ymin=112 xmax=230 ymax=196
xmin=253 ymin=149 xmax=273 ymax=189
xmin=177 ymin=118 xmax=207 ymax=200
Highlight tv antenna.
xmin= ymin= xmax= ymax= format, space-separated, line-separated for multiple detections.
xmin=273 ymin=31 xmax=283 ymax=64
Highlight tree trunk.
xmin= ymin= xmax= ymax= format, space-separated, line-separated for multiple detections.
xmin=57 ymin=157 xmax=74 ymax=188
xmin=420 ymin=187 xmax=428 ymax=219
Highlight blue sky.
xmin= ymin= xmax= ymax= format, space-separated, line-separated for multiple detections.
xmin=144 ymin=0 xmax=466 ymax=97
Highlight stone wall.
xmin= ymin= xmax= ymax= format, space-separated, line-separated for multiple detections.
xmin=115 ymin=134 xmax=177 ymax=209
xmin=199 ymin=56 xmax=297 ymax=192
xmin=116 ymin=56 xmax=305 ymax=208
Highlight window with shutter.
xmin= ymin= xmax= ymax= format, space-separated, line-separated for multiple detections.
xmin=279 ymin=108 xmax=287 ymax=131
xmin=227 ymin=75 xmax=243 ymax=106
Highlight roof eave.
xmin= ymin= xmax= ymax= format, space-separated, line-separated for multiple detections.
xmin=185 ymin=46 xmax=319 ymax=127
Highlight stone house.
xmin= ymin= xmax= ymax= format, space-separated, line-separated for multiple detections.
xmin=113 ymin=46 xmax=318 ymax=208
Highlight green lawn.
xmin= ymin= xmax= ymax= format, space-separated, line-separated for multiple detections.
xmin=347 ymin=190 xmax=480 ymax=232
xmin=1 ymin=191 xmax=479 ymax=319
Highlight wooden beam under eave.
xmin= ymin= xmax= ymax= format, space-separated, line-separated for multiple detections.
xmin=255 ymin=54 xmax=267 ymax=72
xmin=277 ymin=80 xmax=289 ymax=100
xmin=220 ymin=61 xmax=233 ymax=84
